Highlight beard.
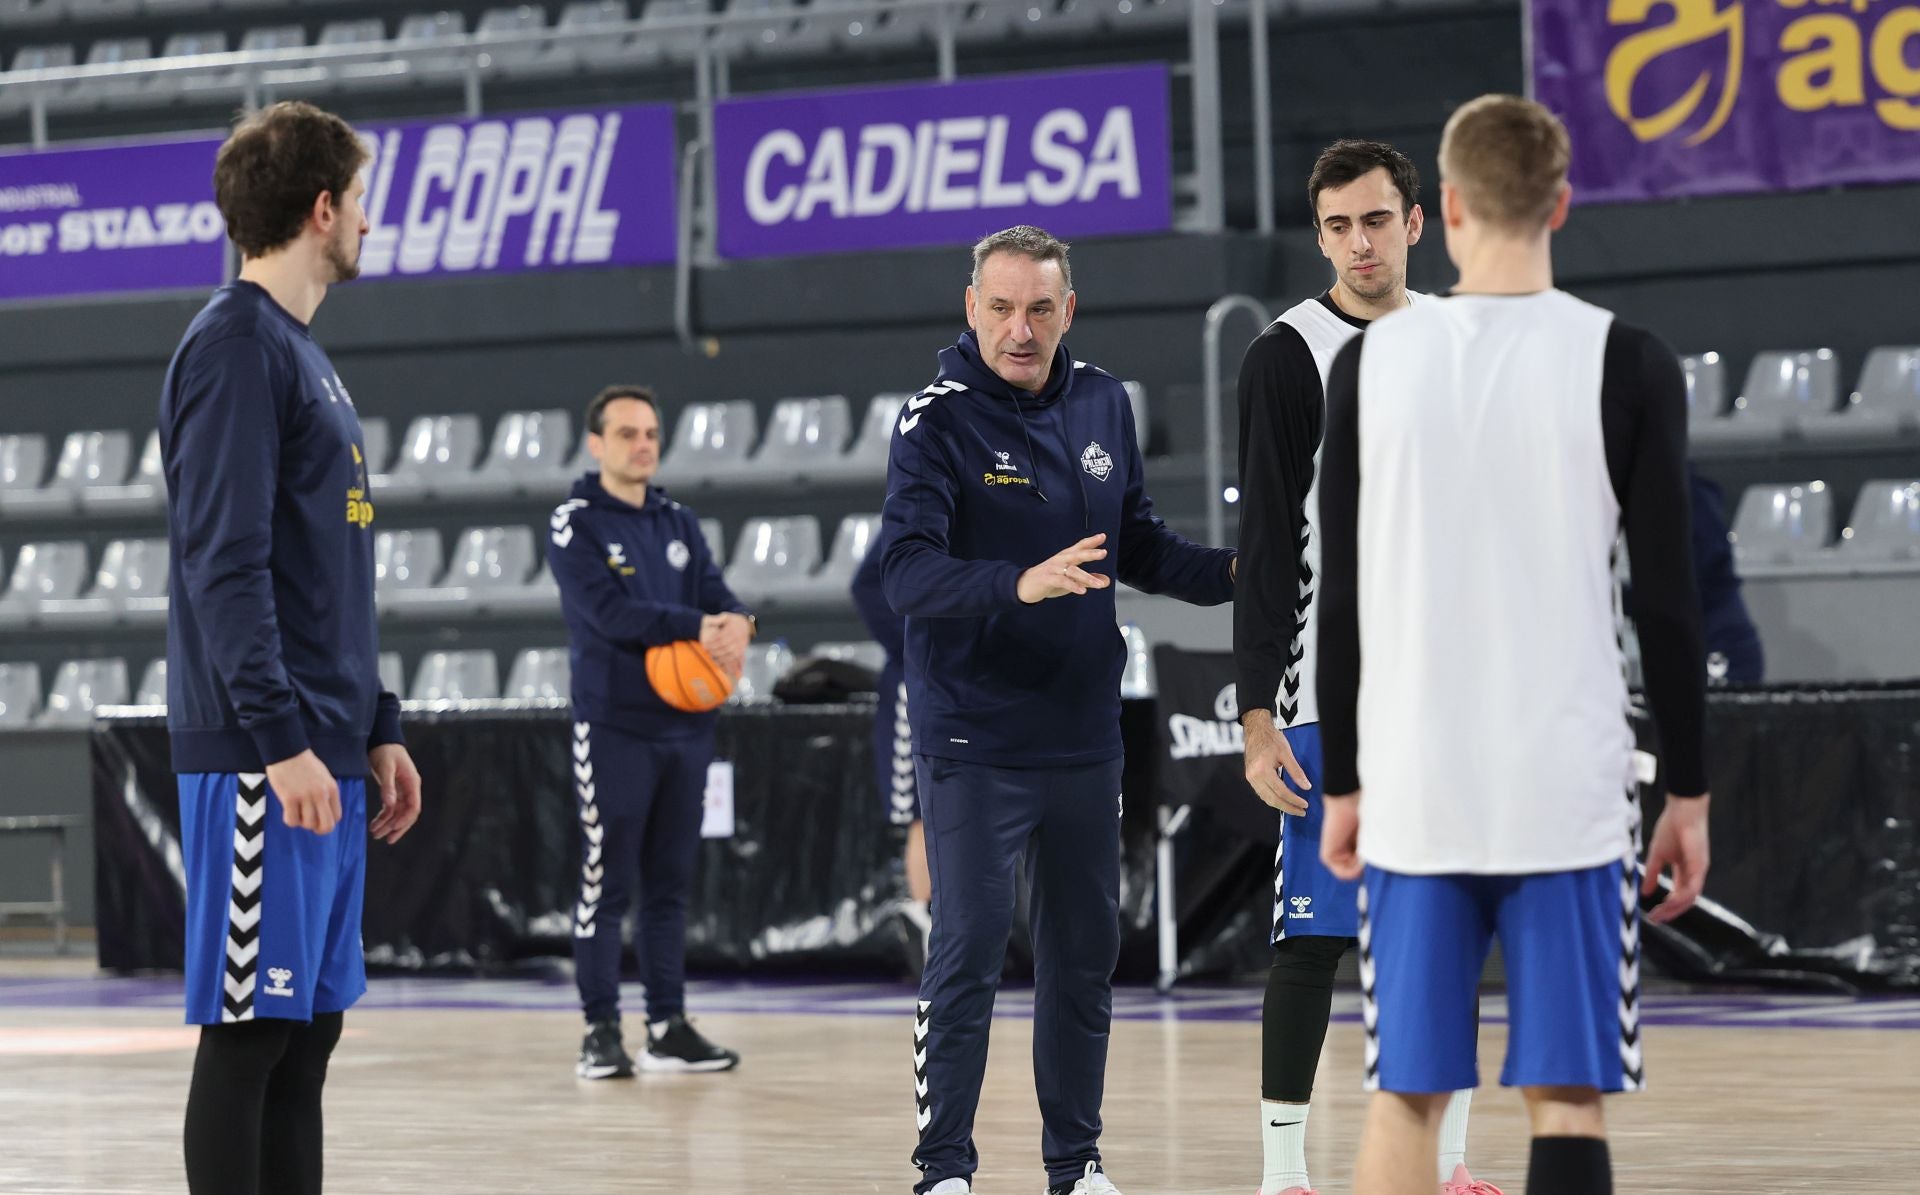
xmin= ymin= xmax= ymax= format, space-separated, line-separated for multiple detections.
xmin=1344 ymin=266 xmax=1397 ymax=301
xmin=325 ymin=231 xmax=361 ymax=284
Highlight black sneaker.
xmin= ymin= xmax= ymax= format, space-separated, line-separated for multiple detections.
xmin=576 ymin=1019 xmax=634 ymax=1080
xmin=642 ymin=1014 xmax=739 ymax=1073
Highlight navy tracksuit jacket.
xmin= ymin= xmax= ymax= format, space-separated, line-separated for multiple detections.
xmin=882 ymin=331 xmax=1234 ymax=1190
xmin=547 ymin=473 xmax=749 ymax=1025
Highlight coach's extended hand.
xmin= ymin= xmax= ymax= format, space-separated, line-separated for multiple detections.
xmin=368 ymin=743 xmax=424 ymax=845
xmin=1016 ymin=533 xmax=1111 ymax=603
xmin=265 ymin=749 xmax=343 ymax=835
xmin=1241 ymin=710 xmax=1310 ymax=816
xmin=1641 ymin=792 xmax=1710 ymax=924
xmin=1319 ymin=791 xmax=1361 ymax=881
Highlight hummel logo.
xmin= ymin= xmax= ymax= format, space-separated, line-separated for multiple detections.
xmin=264 ymin=967 xmax=294 ymax=997
xmin=1289 ymin=895 xmax=1314 ymax=919
xmin=994 ymin=450 xmax=1017 ymax=473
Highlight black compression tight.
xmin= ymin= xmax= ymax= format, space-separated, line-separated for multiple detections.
xmin=184 ymin=1013 xmax=343 ymax=1195
xmin=1262 ymin=935 xmax=1353 ymax=1103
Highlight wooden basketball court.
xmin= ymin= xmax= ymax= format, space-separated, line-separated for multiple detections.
xmin=3 ymin=956 xmax=1915 ymax=1193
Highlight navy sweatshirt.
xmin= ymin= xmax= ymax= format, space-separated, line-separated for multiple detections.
xmin=881 ymin=331 xmax=1236 ymax=767
xmin=161 ymin=281 xmax=402 ymax=777
xmin=548 ymin=473 xmax=749 ymax=739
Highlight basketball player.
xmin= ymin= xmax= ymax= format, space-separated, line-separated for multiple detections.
xmin=548 ymin=385 xmax=755 ymax=1078
xmin=850 ymin=527 xmax=932 ymax=970
xmin=1234 ymin=140 xmax=1497 ymax=1195
xmin=883 ymin=225 xmax=1236 ymax=1195
xmin=1315 ymin=95 xmax=1711 ymax=1195
xmin=163 ymin=101 xmax=423 ymax=1195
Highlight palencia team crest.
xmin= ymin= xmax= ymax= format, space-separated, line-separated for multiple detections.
xmin=1081 ymin=440 xmax=1113 ymax=481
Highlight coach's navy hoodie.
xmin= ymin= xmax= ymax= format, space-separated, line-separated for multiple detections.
xmin=548 ymin=473 xmax=749 ymax=739
xmin=882 ymin=331 xmax=1236 ymax=767
xmin=161 ymin=281 xmax=402 ymax=777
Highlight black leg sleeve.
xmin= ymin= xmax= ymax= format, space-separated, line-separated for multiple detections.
xmin=185 ymin=1019 xmax=295 ymax=1195
xmin=1527 ymin=1136 xmax=1612 ymax=1195
xmin=1262 ymin=935 xmax=1353 ymax=1102
xmin=260 ymin=1012 xmax=344 ymax=1195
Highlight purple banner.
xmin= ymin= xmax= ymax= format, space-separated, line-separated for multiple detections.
xmin=1530 ymin=0 xmax=1920 ymax=203
xmin=354 ymin=104 xmax=676 ymax=279
xmin=0 ymin=103 xmax=676 ymax=303
xmin=0 ymin=136 xmax=226 ymax=303
xmin=714 ymin=65 xmax=1172 ymax=260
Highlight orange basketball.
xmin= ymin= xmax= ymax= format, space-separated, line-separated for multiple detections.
xmin=645 ymin=639 xmax=735 ymax=713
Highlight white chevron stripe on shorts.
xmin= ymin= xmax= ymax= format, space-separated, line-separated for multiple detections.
xmin=888 ymin=682 xmax=917 ymax=826
xmin=221 ymin=773 xmax=268 ymax=1023
xmin=1357 ymin=881 xmax=1379 ymax=1091
xmin=572 ymin=722 xmax=603 ymax=940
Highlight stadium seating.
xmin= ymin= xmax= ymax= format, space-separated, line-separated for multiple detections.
xmin=1682 ymin=353 xmax=1728 ymax=432
xmin=38 ymin=537 xmax=168 ymax=628
xmin=810 ymin=639 xmax=885 ymax=672
xmin=1814 ymin=347 xmax=1920 ymax=442
xmin=732 ymin=641 xmax=793 ymax=704
xmin=0 ymin=435 xmax=48 ymax=497
xmin=394 ymin=10 xmax=470 ymax=79
xmin=743 ymin=397 xmax=852 ymax=487
xmin=378 ymin=651 xmax=406 ymax=695
xmin=0 ymin=431 xmax=131 ymax=517
xmin=133 ymin=658 xmax=166 ymax=707
xmin=36 ymin=657 xmax=128 ymax=726
xmin=475 ymin=5 xmax=552 ymax=76
xmin=0 ymin=542 xmax=89 ymax=627
xmin=409 ymin=649 xmax=500 ymax=700
xmin=386 ymin=525 xmax=537 ymax=617
xmin=781 ymin=513 xmax=879 ymax=607
xmin=699 ymin=518 xmax=726 ymax=563
xmin=1729 ymin=482 xmax=1835 ymax=573
xmin=724 ymin=515 xmax=823 ymax=606
xmin=374 ymin=529 xmax=446 ymax=600
xmin=1839 ymin=481 xmax=1920 ymax=564
xmin=1120 ymin=622 xmax=1155 ymax=698
xmin=808 ymin=394 xmax=902 ymax=485
xmin=377 ymin=415 xmax=484 ymax=502
xmin=661 ymin=401 xmax=759 ymax=489
xmin=80 ymin=431 xmax=163 ymax=515
xmin=438 ymin=410 xmax=574 ymax=498
xmin=637 ymin=0 xmax=710 ymax=62
xmin=0 ymin=662 xmax=43 ymax=728
xmin=1697 ymin=350 xmax=1841 ymax=446
xmin=556 ymin=0 xmax=652 ymax=72
xmin=504 ymin=647 xmax=571 ymax=699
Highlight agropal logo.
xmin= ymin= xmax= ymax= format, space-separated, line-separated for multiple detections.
xmin=1168 ymin=683 xmax=1243 ymax=761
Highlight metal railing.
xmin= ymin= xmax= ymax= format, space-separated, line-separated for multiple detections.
xmin=1200 ymin=293 xmax=1271 ymax=545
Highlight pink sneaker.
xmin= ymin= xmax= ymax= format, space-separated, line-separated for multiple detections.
xmin=1440 ymin=1165 xmax=1504 ymax=1195
xmin=1259 ymin=1189 xmax=1318 ymax=1195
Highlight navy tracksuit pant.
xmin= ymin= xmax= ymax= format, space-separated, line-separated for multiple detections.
xmin=570 ymin=720 xmax=710 ymax=1026
xmin=911 ymin=753 xmax=1125 ymax=1192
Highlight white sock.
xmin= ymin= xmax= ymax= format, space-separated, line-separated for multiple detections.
xmin=1437 ymin=1088 xmax=1473 ymax=1181
xmin=1261 ymin=1099 xmax=1311 ymax=1193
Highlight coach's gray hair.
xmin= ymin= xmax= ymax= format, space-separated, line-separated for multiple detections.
xmin=970 ymin=225 xmax=1073 ymax=294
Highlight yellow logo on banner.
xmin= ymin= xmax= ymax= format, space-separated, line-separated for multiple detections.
xmin=1605 ymin=0 xmax=1920 ymax=142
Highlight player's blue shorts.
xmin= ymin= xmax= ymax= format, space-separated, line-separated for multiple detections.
xmin=1271 ymin=723 xmax=1361 ymax=941
xmin=179 ymin=772 xmax=368 ymax=1026
xmin=1359 ymin=858 xmax=1645 ymax=1095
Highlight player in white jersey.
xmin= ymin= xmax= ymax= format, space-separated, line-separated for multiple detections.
xmin=1316 ymin=96 xmax=1712 ymax=1195
xmin=1234 ymin=140 xmax=1496 ymax=1195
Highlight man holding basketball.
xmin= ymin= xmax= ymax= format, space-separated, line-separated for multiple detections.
xmin=548 ymin=384 xmax=754 ymax=1079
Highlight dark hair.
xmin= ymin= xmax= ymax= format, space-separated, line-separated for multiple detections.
xmin=213 ymin=101 xmax=368 ymax=258
xmin=586 ymin=385 xmax=660 ymax=436
xmin=1306 ymin=140 xmax=1421 ymax=224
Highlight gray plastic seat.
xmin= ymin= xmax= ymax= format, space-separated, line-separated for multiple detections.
xmin=0 ymin=663 xmax=43 ymax=728
xmin=819 ymin=0 xmax=926 ymax=47
xmin=748 ymin=396 xmax=851 ymax=484
xmin=358 ymin=416 xmax=391 ymax=475
xmin=475 ymin=5 xmax=552 ymax=74
xmin=724 ymin=516 xmax=823 ymax=606
xmin=811 ymin=639 xmax=885 ymax=672
xmin=1119 ymin=622 xmax=1155 ymax=698
xmin=409 ymin=650 xmax=500 ymax=701
xmin=1 ymin=45 xmax=76 ymax=115
xmin=0 ymin=2 xmax=64 ymax=29
xmin=0 ymin=434 xmax=49 ymax=495
xmin=374 ymin=529 xmax=445 ymax=601
xmin=1700 ymin=350 xmax=1842 ymax=446
xmin=1122 ymin=380 xmax=1150 ymax=454
xmin=134 ymin=659 xmax=167 ymax=707
xmin=1729 ymin=482 xmax=1835 ymax=573
xmin=699 ymin=518 xmax=725 ymax=562
xmin=239 ymin=25 xmax=308 ymax=55
xmin=39 ymin=538 xmax=169 ymax=628
xmin=0 ymin=541 xmax=89 ymax=626
xmin=318 ymin=19 xmax=406 ymax=90
xmin=662 ymin=401 xmax=758 ymax=488
xmin=812 ymin=393 xmax=904 ymax=484
xmin=387 ymin=525 xmax=537 ymax=617
xmin=1806 ymin=346 xmax=1920 ymax=443
xmin=1682 ymin=352 xmax=1729 ymax=438
xmin=36 ymin=658 xmax=130 ymax=726
xmin=730 ymin=641 xmax=793 ymax=704
xmin=394 ymin=10 xmax=469 ymax=77
xmin=0 ymin=430 xmax=132 ymax=516
xmin=77 ymin=37 xmax=153 ymax=108
xmin=1839 ymin=480 xmax=1920 ymax=564
xmin=782 ymin=512 xmax=879 ymax=606
xmin=378 ymin=651 xmax=406 ymax=695
xmin=555 ymin=0 xmax=648 ymax=70
xmin=153 ymin=31 xmax=235 ymax=101
xmin=716 ymin=0 xmax=835 ymax=55
xmin=637 ymin=0 xmax=710 ymax=62
xmin=81 ymin=430 xmax=164 ymax=515
xmin=378 ymin=414 xmax=483 ymax=501
xmin=486 ymin=558 xmax=562 ymax=616
xmin=442 ymin=410 xmax=573 ymax=497
xmin=504 ymin=647 xmax=571 ymax=700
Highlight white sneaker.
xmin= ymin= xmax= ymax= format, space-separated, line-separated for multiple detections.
xmin=1057 ymin=1162 xmax=1122 ymax=1194
xmin=928 ymin=1180 xmax=972 ymax=1195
